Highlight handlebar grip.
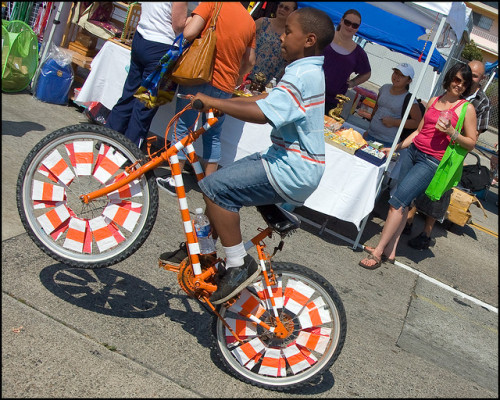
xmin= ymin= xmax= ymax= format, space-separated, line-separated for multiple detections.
xmin=192 ymin=99 xmax=204 ymax=110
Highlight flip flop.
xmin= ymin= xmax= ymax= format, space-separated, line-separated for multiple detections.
xmin=359 ymin=253 xmax=382 ymax=270
xmin=364 ymin=246 xmax=395 ymax=264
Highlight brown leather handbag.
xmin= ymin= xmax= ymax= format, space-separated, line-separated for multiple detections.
xmin=171 ymin=3 xmax=222 ymax=86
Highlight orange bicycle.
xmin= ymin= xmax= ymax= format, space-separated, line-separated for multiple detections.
xmin=16 ymin=97 xmax=346 ymax=390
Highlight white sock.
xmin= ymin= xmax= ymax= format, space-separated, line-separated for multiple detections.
xmin=223 ymin=242 xmax=246 ymax=269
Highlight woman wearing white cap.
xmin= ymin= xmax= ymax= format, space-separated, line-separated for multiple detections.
xmin=363 ymin=63 xmax=423 ymax=148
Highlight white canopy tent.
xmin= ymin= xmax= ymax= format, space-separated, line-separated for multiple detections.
xmin=292 ymin=2 xmax=472 ymax=247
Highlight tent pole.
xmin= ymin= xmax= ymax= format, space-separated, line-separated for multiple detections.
xmin=249 ymin=2 xmax=261 ymax=16
xmin=483 ymin=70 xmax=496 ymax=92
xmin=377 ymin=15 xmax=447 ymax=194
xmin=429 ymin=69 xmax=438 ymax=98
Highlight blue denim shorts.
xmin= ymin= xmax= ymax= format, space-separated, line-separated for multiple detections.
xmin=173 ymin=84 xmax=232 ymax=163
xmin=389 ymin=143 xmax=441 ymax=210
xmin=198 ymin=152 xmax=286 ymax=212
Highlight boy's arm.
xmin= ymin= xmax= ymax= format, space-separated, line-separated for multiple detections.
xmin=192 ymin=93 xmax=269 ymax=124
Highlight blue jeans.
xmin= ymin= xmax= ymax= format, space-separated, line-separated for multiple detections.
xmin=106 ymin=32 xmax=174 ymax=146
xmin=173 ymin=84 xmax=232 ymax=162
xmin=389 ymin=143 xmax=441 ymax=210
xmin=199 ymin=152 xmax=286 ymax=212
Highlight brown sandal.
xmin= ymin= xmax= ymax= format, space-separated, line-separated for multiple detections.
xmin=364 ymin=246 xmax=395 ymax=264
xmin=359 ymin=254 xmax=382 ymax=270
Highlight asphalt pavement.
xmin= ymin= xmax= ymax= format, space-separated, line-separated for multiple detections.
xmin=2 ymin=91 xmax=498 ymax=398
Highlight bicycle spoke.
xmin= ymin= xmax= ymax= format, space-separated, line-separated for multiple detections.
xmin=17 ymin=124 xmax=158 ymax=267
xmin=214 ymin=263 xmax=346 ymax=389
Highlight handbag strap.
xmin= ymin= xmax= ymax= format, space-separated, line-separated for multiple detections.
xmin=209 ymin=2 xmax=222 ymax=30
xmin=453 ymin=101 xmax=469 ymax=135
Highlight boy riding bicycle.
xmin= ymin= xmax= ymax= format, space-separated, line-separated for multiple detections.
xmin=161 ymin=7 xmax=335 ymax=304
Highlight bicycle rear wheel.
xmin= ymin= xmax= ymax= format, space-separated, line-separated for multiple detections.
xmin=16 ymin=124 xmax=159 ymax=268
xmin=212 ymin=262 xmax=346 ymax=391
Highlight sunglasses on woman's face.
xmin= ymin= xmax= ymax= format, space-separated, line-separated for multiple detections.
xmin=343 ymin=19 xmax=360 ymax=29
xmin=452 ymin=76 xmax=465 ymax=86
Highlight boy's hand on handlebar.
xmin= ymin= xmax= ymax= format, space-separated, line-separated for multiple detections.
xmin=191 ymin=93 xmax=212 ymax=112
xmin=191 ymin=93 xmax=223 ymax=116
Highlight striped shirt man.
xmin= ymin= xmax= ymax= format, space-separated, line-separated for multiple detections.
xmin=467 ymin=88 xmax=490 ymax=134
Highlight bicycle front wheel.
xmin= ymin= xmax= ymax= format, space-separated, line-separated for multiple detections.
xmin=212 ymin=262 xmax=347 ymax=391
xmin=16 ymin=124 xmax=159 ymax=268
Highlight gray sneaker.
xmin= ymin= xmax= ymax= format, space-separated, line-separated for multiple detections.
xmin=210 ymin=255 xmax=261 ymax=305
xmin=156 ymin=176 xmax=177 ymax=197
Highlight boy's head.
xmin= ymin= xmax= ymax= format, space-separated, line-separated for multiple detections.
xmin=281 ymin=7 xmax=335 ymax=63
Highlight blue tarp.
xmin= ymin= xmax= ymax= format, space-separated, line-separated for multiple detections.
xmin=297 ymin=2 xmax=447 ymax=72
xmin=485 ymin=60 xmax=498 ymax=74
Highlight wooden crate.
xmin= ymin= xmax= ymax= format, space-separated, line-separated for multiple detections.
xmin=119 ymin=2 xmax=141 ymax=46
xmin=68 ymin=41 xmax=98 ymax=57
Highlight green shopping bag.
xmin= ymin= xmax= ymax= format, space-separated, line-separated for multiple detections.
xmin=425 ymin=102 xmax=469 ymax=201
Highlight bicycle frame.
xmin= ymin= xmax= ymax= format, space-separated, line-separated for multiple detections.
xmin=78 ymin=106 xmax=293 ymax=342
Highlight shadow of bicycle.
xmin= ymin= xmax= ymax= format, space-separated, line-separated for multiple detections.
xmin=39 ymin=263 xmax=213 ymax=347
xmin=40 ymin=263 xmax=337 ymax=391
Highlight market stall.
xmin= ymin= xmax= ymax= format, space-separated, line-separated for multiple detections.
xmin=75 ymin=39 xmax=386 ymax=247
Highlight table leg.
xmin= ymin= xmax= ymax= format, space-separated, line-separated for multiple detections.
xmin=353 ymin=214 xmax=369 ymax=250
xmin=318 ymin=216 xmax=330 ymax=236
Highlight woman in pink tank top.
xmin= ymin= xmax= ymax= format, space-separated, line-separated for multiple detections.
xmin=359 ymin=63 xmax=478 ymax=269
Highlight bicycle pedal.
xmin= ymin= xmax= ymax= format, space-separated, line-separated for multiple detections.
xmin=158 ymin=259 xmax=181 ymax=272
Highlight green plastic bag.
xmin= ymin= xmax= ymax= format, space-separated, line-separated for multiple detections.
xmin=425 ymin=102 xmax=469 ymax=201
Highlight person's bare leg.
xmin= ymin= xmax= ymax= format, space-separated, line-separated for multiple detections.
xmin=203 ymin=161 xmax=219 ymax=177
xmin=406 ymin=205 xmax=417 ymax=225
xmin=203 ymin=194 xmax=241 ymax=247
xmin=362 ymin=205 xmax=407 ymax=267
xmin=422 ymin=215 xmax=436 ymax=237
xmin=383 ymin=206 xmax=408 ymax=260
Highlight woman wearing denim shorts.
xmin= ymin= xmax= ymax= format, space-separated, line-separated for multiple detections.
xmin=359 ymin=62 xmax=478 ymax=269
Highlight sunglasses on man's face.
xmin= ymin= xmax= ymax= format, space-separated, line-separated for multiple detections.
xmin=343 ymin=19 xmax=360 ymax=29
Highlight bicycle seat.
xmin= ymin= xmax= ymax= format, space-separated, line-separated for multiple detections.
xmin=256 ymin=204 xmax=301 ymax=235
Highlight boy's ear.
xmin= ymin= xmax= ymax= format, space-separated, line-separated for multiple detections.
xmin=305 ymin=33 xmax=318 ymax=48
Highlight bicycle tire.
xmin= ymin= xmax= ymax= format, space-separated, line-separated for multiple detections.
xmin=16 ymin=124 xmax=159 ymax=268
xmin=212 ymin=262 xmax=347 ymax=391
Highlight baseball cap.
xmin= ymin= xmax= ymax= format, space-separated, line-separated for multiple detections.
xmin=393 ymin=63 xmax=414 ymax=80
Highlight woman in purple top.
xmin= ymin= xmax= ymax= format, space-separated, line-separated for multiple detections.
xmin=323 ymin=9 xmax=371 ymax=114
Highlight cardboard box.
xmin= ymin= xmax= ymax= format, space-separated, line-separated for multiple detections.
xmin=325 ymin=135 xmax=360 ymax=154
xmin=445 ymin=187 xmax=486 ymax=227
xmin=445 ymin=205 xmax=471 ymax=226
xmin=355 ymin=146 xmax=386 ymax=166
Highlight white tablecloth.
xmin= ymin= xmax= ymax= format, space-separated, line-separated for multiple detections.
xmin=75 ymin=40 xmax=131 ymax=110
xmin=75 ymin=40 xmax=178 ymax=132
xmin=215 ymin=119 xmax=385 ymax=229
xmin=75 ymin=40 xmax=385 ymax=230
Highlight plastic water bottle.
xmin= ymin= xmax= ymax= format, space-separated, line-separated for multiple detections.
xmin=194 ymin=208 xmax=216 ymax=255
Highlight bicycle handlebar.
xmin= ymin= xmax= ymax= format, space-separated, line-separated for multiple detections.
xmin=192 ymin=99 xmax=204 ymax=110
